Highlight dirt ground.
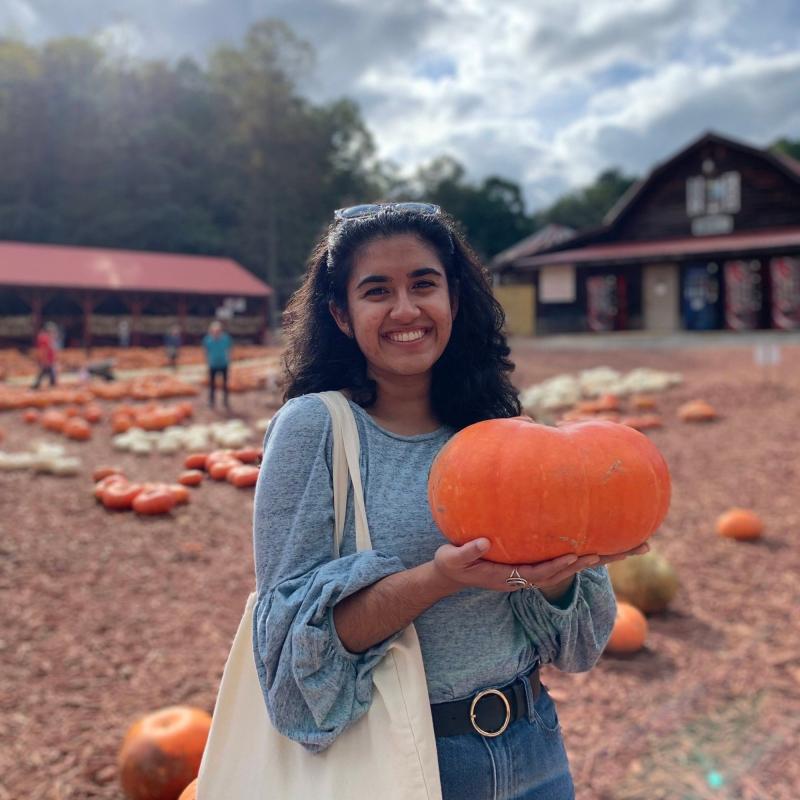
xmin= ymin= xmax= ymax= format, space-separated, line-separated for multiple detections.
xmin=1 ymin=338 xmax=799 ymax=800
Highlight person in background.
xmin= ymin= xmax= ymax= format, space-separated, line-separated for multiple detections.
xmin=31 ymin=322 xmax=58 ymax=389
xmin=118 ymin=319 xmax=131 ymax=348
xmin=203 ymin=320 xmax=232 ymax=409
xmin=164 ymin=324 xmax=182 ymax=371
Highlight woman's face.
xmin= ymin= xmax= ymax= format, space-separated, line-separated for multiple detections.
xmin=330 ymin=233 xmax=457 ymax=381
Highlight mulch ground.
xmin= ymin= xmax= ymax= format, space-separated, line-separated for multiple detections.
xmin=1 ymin=341 xmax=798 ymax=800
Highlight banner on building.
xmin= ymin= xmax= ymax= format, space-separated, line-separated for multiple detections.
xmin=769 ymin=257 xmax=800 ymax=330
xmin=723 ymin=260 xmax=763 ymax=331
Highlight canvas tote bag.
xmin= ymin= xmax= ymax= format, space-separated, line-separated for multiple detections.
xmin=196 ymin=390 xmax=442 ymax=799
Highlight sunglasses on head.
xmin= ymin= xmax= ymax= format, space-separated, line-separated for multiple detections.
xmin=334 ymin=202 xmax=441 ymax=221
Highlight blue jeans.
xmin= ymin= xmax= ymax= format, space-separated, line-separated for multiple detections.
xmin=436 ymin=677 xmax=575 ymax=800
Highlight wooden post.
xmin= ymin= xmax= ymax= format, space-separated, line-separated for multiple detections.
xmin=177 ymin=295 xmax=187 ymax=336
xmin=127 ymin=295 xmax=144 ymax=347
xmin=80 ymin=292 xmax=99 ymax=351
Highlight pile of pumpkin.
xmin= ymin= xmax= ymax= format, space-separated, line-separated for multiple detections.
xmin=179 ymin=448 xmax=261 ymax=489
xmin=557 ymin=392 xmax=719 ymax=431
xmin=93 ymin=468 xmax=193 ymax=515
xmin=110 ymin=401 xmax=195 ymax=434
xmin=21 ymin=403 xmax=104 ymax=441
xmin=94 ymin=449 xmax=260 ymax=513
xmin=91 ymin=374 xmax=201 ymax=401
xmin=0 ymin=384 xmax=95 ymax=411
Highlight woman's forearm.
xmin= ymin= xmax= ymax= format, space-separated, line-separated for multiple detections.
xmin=332 ymin=561 xmax=459 ymax=654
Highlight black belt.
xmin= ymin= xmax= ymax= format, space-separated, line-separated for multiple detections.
xmin=431 ymin=668 xmax=541 ymax=738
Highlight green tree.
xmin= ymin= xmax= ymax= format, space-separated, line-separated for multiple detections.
xmin=770 ymin=136 xmax=800 ymax=162
xmin=398 ymin=155 xmax=537 ymax=259
xmin=540 ymin=168 xmax=636 ymax=231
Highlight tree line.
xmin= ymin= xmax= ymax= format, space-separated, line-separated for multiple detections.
xmin=1 ymin=20 xmax=797 ymax=306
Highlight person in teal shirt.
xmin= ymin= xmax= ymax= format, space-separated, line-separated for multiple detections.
xmin=203 ymin=320 xmax=232 ymax=409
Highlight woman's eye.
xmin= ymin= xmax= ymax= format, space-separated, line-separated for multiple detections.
xmin=364 ymin=287 xmax=387 ymax=297
xmin=414 ymin=280 xmax=436 ymax=289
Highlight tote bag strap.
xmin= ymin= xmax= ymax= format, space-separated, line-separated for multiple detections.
xmin=316 ymin=391 xmax=371 ymax=555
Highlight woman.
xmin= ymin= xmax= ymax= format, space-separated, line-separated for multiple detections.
xmin=252 ymin=203 xmax=648 ymax=799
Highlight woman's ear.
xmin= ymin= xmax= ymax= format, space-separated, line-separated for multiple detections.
xmin=329 ymin=300 xmax=353 ymax=338
xmin=450 ymin=290 xmax=459 ymax=320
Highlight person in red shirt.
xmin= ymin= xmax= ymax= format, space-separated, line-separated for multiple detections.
xmin=32 ymin=323 xmax=58 ymax=389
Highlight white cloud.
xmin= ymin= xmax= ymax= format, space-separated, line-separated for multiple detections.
xmin=93 ymin=20 xmax=148 ymax=59
xmin=7 ymin=0 xmax=800 ymax=212
xmin=1 ymin=0 xmax=41 ymax=37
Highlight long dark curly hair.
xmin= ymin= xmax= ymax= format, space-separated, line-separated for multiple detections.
xmin=281 ymin=206 xmax=521 ymax=430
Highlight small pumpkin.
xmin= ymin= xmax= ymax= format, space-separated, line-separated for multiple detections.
xmin=41 ymin=409 xmax=67 ymax=432
xmin=83 ymin=404 xmax=103 ymax=424
xmin=133 ymin=487 xmax=177 ymax=515
xmin=631 ymin=394 xmax=658 ymax=411
xmin=621 ymin=414 xmax=663 ymax=432
xmin=715 ymin=508 xmax=763 ymax=541
xmin=102 ymin=481 xmax=144 ymax=510
xmin=168 ymin=484 xmax=191 ymax=505
xmin=94 ymin=474 xmax=127 ymax=501
xmin=184 ymin=453 xmax=209 ymax=471
xmin=63 ymin=417 xmax=92 ymax=441
xmin=233 ymin=447 xmax=262 ymax=464
xmin=92 ymin=466 xmax=125 ymax=483
xmin=112 ymin=414 xmax=134 ymax=434
xmin=605 ymin=602 xmax=648 ymax=654
xmin=205 ymin=450 xmax=236 ymax=470
xmin=178 ymin=470 xmax=204 ymax=487
xmin=677 ymin=399 xmax=717 ymax=422
xmin=227 ymin=465 xmax=260 ymax=488
xmin=209 ymin=458 xmax=242 ymax=481
xmin=118 ymin=705 xmax=211 ymax=800
xmin=608 ymin=549 xmax=679 ymax=614
xmin=428 ymin=417 xmax=671 ymax=563
xmin=23 ymin=409 xmax=40 ymax=424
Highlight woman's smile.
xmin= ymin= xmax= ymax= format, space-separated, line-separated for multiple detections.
xmin=382 ymin=327 xmax=432 ymax=345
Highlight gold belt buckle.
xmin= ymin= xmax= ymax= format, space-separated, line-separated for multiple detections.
xmin=469 ymin=688 xmax=511 ymax=738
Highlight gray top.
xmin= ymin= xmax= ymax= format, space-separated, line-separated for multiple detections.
xmin=252 ymin=393 xmax=617 ymax=752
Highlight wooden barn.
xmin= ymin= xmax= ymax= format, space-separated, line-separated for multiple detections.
xmin=492 ymin=131 xmax=800 ymax=334
xmin=0 ymin=242 xmax=273 ymax=348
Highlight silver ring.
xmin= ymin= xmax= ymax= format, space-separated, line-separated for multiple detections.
xmin=505 ymin=568 xmax=530 ymax=589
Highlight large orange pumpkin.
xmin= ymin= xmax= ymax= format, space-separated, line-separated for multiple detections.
xmin=605 ymin=602 xmax=648 ymax=654
xmin=118 ymin=705 xmax=211 ymax=800
xmin=428 ymin=417 xmax=671 ymax=563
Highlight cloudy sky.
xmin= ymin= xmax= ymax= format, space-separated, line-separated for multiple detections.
xmin=3 ymin=0 xmax=800 ymax=211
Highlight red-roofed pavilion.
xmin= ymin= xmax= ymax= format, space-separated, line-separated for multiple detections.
xmin=0 ymin=242 xmax=273 ymax=347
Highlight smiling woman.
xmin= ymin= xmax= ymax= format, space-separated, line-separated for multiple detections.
xmin=251 ymin=203 xmax=622 ymax=800
xmin=282 ymin=204 xmax=519 ymax=430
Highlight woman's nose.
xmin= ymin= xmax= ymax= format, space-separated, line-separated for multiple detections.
xmin=389 ymin=292 xmax=420 ymax=321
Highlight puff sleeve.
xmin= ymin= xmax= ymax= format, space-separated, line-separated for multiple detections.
xmin=251 ymin=395 xmax=407 ymax=752
xmin=508 ymin=566 xmax=617 ymax=672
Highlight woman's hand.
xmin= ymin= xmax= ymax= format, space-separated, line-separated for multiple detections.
xmin=432 ymin=538 xmax=651 ymax=594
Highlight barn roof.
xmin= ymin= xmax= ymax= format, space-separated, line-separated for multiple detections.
xmin=510 ymin=226 xmax=800 ymax=270
xmin=0 ymin=242 xmax=272 ymax=297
